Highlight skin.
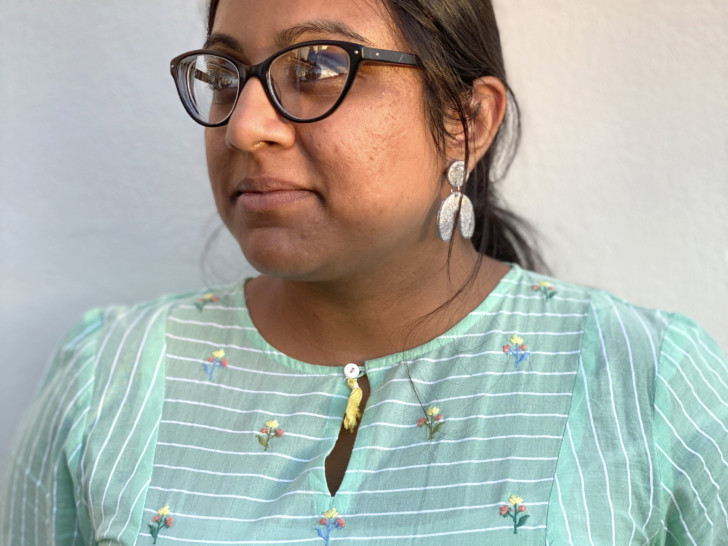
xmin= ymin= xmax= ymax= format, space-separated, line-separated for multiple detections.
xmin=206 ymin=0 xmax=509 ymax=494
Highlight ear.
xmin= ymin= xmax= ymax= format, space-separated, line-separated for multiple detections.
xmin=446 ymin=76 xmax=508 ymax=167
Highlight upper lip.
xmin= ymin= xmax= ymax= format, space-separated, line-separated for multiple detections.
xmin=236 ymin=177 xmax=312 ymax=195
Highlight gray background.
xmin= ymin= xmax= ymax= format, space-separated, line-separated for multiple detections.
xmin=1 ymin=0 xmax=726 ymax=469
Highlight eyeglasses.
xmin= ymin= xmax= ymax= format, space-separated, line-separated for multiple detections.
xmin=170 ymin=40 xmax=419 ymax=126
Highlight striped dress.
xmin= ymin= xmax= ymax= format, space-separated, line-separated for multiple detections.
xmin=2 ymin=265 xmax=727 ymax=545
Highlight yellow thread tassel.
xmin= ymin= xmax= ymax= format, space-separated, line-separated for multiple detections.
xmin=343 ymin=377 xmax=363 ymax=432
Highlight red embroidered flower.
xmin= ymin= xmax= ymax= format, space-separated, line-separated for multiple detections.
xmin=221 ymin=359 xmax=229 ymax=367
xmin=501 ymin=495 xmax=528 ymax=535
xmin=149 ymin=506 xmax=173 ymax=544
xmin=502 ymin=344 xmax=511 ymax=353
xmin=435 ymin=414 xmax=443 ymax=421
xmin=336 ymin=518 xmax=346 ymax=528
xmin=417 ymin=417 xmax=426 ymax=427
xmin=319 ymin=518 xmax=328 ymax=526
xmin=257 ymin=420 xmax=284 ymax=451
xmin=520 ymin=344 xmax=527 ymax=350
xmin=531 ymin=284 xmax=539 ymax=291
xmin=207 ymin=356 xmax=214 ymax=362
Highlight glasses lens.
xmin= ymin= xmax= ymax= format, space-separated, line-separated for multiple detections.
xmin=176 ymin=54 xmax=239 ymax=125
xmin=269 ymin=44 xmax=350 ymax=120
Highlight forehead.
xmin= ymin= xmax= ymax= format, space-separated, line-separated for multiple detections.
xmin=211 ymin=0 xmax=400 ymax=57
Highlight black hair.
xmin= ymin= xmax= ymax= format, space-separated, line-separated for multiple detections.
xmin=206 ymin=0 xmax=544 ymax=271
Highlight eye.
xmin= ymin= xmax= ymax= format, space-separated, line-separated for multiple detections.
xmin=205 ymin=64 xmax=237 ymax=91
xmin=277 ymin=45 xmax=349 ymax=88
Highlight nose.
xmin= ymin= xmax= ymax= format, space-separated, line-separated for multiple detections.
xmin=225 ymin=77 xmax=296 ymax=152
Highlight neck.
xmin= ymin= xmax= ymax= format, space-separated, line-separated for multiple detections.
xmin=245 ymin=242 xmax=509 ymax=365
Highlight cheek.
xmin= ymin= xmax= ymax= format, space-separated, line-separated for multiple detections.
xmin=204 ymin=129 xmax=235 ymax=222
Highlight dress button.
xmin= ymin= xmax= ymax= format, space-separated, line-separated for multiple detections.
xmin=344 ymin=363 xmax=360 ymax=379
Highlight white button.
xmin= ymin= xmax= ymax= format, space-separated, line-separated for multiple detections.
xmin=344 ymin=363 xmax=360 ymax=379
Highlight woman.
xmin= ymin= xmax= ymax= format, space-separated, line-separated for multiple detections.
xmin=2 ymin=0 xmax=726 ymax=544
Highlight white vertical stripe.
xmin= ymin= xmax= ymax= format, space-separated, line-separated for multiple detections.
xmin=578 ymin=355 xmax=616 ymax=545
xmin=51 ymin=407 xmax=90 ymax=546
xmin=609 ymin=299 xmax=650 ymax=543
xmin=567 ymin=423 xmax=595 ymax=546
xmin=554 ymin=474 xmax=573 ymax=544
xmin=660 ymin=482 xmax=698 ymax=545
xmin=85 ymin=305 xmax=166 ymax=527
xmin=100 ymin=341 xmax=165 ymax=534
xmin=591 ymin=302 xmax=635 ymax=542
xmin=79 ymin=306 xmax=148 ymax=490
xmin=629 ymin=304 xmax=662 ymax=531
xmin=119 ymin=478 xmax=152 ymax=545
xmin=16 ymin=339 xmax=93 ymax=546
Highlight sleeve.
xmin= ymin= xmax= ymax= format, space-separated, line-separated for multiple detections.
xmin=0 ymin=308 xmax=106 ymax=546
xmin=653 ymin=314 xmax=728 ymax=545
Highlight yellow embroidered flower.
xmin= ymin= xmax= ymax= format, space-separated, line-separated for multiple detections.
xmin=538 ymin=281 xmax=553 ymax=288
xmin=323 ymin=508 xmax=339 ymax=519
xmin=510 ymin=336 xmax=524 ymax=346
xmin=157 ymin=505 xmax=170 ymax=516
xmin=212 ymin=349 xmax=225 ymax=359
xmin=265 ymin=419 xmax=279 ymax=429
xmin=508 ymin=495 xmax=523 ymax=506
xmin=426 ymin=406 xmax=440 ymax=416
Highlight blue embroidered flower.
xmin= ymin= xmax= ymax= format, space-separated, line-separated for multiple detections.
xmin=503 ymin=336 xmax=530 ymax=368
xmin=203 ymin=349 xmax=228 ymax=380
xmin=317 ymin=508 xmax=345 ymax=544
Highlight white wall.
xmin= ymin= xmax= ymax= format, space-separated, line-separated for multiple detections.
xmin=1 ymin=1 xmax=726 ymax=469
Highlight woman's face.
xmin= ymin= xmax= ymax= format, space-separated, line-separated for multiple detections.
xmin=206 ymin=0 xmax=449 ymax=283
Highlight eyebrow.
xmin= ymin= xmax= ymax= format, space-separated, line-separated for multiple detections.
xmin=204 ymin=19 xmax=371 ymax=52
xmin=275 ymin=20 xmax=371 ymax=47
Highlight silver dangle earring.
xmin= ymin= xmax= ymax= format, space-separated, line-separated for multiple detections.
xmin=437 ymin=160 xmax=475 ymax=242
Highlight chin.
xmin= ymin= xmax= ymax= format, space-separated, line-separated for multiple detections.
xmin=236 ymin=230 xmax=328 ymax=282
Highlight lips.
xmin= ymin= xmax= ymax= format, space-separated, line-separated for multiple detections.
xmin=235 ymin=177 xmax=316 ymax=212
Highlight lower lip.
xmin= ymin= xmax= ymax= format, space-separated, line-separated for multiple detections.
xmin=238 ymin=190 xmax=313 ymax=211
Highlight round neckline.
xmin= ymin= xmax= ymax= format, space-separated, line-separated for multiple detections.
xmin=237 ymin=264 xmax=523 ymax=374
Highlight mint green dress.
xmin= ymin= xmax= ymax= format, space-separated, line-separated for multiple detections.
xmin=2 ymin=265 xmax=727 ymax=545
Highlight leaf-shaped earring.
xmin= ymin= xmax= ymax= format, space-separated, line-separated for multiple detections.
xmin=437 ymin=160 xmax=475 ymax=242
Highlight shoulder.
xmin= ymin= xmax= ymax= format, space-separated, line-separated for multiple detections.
xmin=509 ymin=266 xmax=725 ymax=386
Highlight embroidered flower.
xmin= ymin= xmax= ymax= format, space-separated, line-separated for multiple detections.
xmin=202 ymin=349 xmax=229 ymax=380
xmin=149 ymin=506 xmax=173 ymax=544
xmin=195 ymin=291 xmax=219 ymax=311
xmin=500 ymin=495 xmax=529 ymax=534
xmin=532 ymin=281 xmax=557 ymax=299
xmin=256 ymin=419 xmax=285 ymax=451
xmin=418 ymin=406 xmax=444 ymax=440
xmin=503 ymin=336 xmax=530 ymax=368
xmin=317 ymin=508 xmax=346 ymax=544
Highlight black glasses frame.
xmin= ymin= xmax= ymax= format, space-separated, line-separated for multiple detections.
xmin=170 ymin=40 xmax=420 ymax=126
